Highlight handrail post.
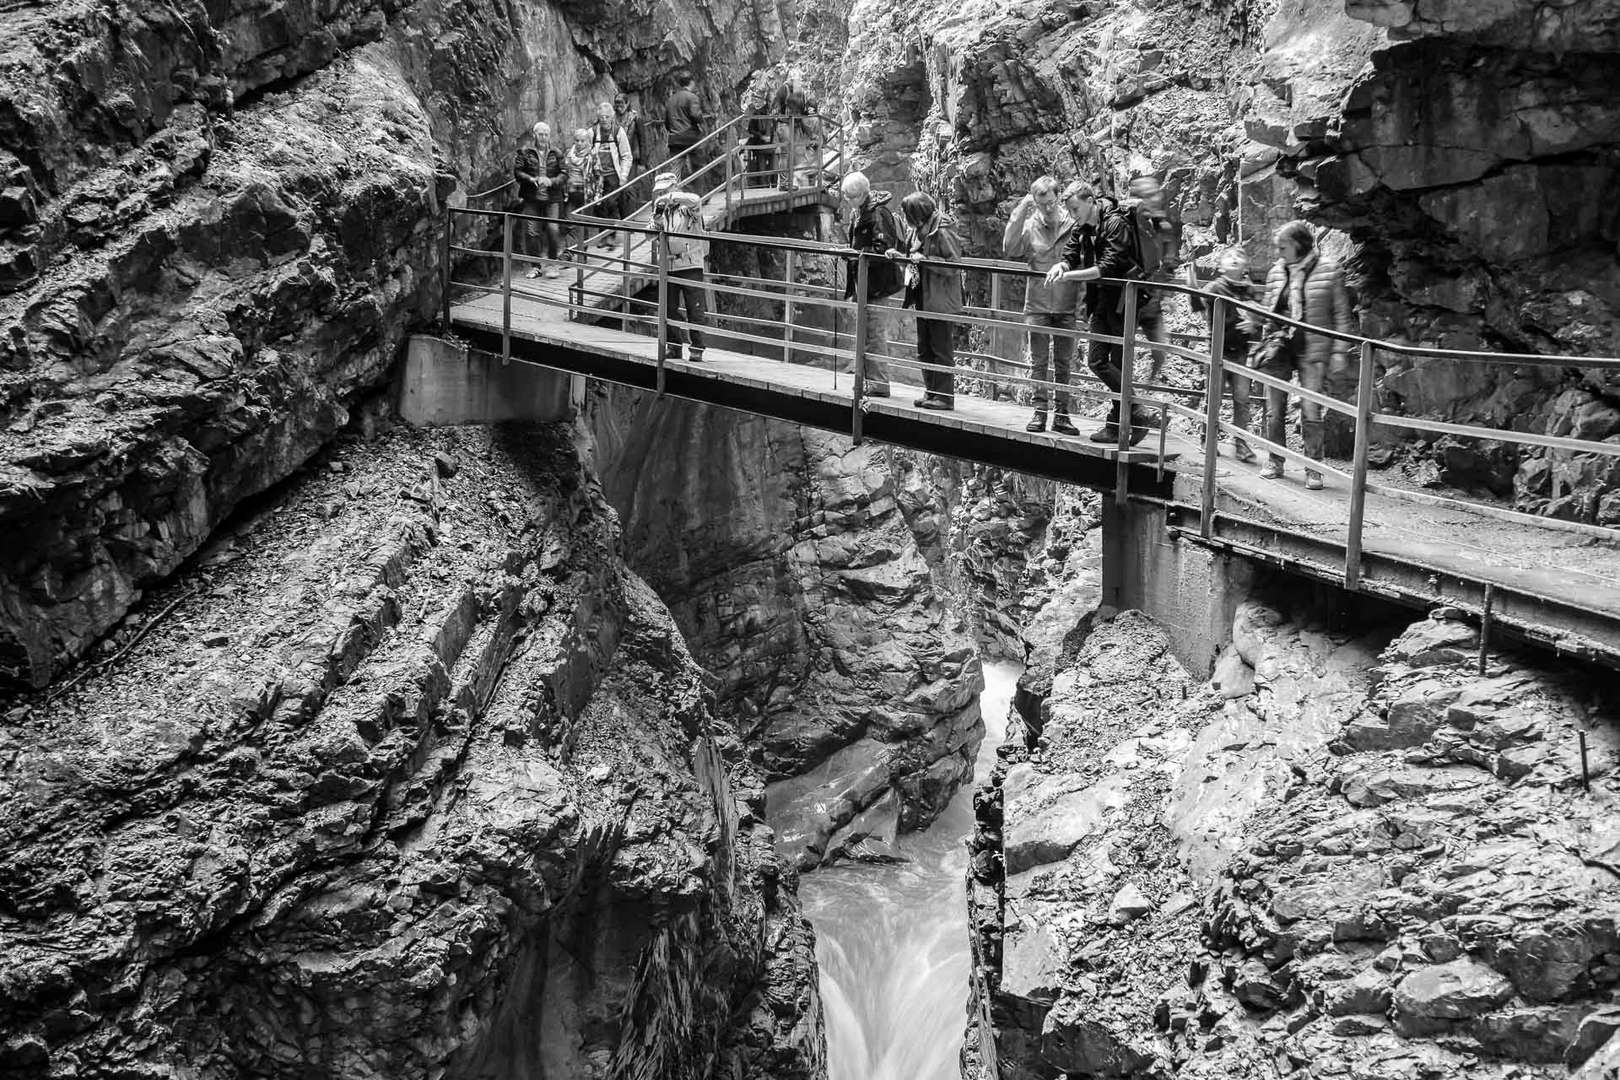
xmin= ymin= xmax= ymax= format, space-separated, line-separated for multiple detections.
xmin=784 ymin=247 xmax=798 ymax=365
xmin=851 ymin=253 xmax=869 ymax=444
xmin=656 ymin=229 xmax=671 ymax=396
xmin=787 ymin=116 xmax=797 ymax=191
xmin=1114 ymin=280 xmax=1139 ymax=502
xmin=501 ymin=212 xmax=514 ymax=365
xmin=1200 ymin=296 xmax=1227 ymax=537
xmin=724 ymin=125 xmax=734 ymax=219
xmin=1345 ymin=340 xmax=1377 ymax=589
xmin=440 ymin=204 xmax=453 ymax=328
xmin=621 ymin=225 xmax=633 ymax=332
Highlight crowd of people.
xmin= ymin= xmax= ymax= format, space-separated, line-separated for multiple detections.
xmin=500 ymin=73 xmax=1354 ymax=487
xmin=838 ymin=166 xmax=1352 ymax=488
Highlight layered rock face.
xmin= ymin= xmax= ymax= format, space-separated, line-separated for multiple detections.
xmin=969 ymin=601 xmax=1620 ymax=1079
xmin=0 ymin=0 xmax=788 ymax=689
xmin=0 ymin=422 xmax=822 ymax=1079
xmin=589 ymin=390 xmax=984 ymax=869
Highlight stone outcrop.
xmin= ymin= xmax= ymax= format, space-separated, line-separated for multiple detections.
xmin=589 ymin=390 xmax=984 ymax=870
xmin=0 ymin=0 xmax=789 ymax=690
xmin=0 ymin=422 xmax=822 ymax=1079
xmin=969 ymin=599 xmax=1620 ymax=1078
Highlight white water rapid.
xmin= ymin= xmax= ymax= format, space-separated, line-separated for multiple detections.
xmin=799 ymin=661 xmax=1019 ymax=1080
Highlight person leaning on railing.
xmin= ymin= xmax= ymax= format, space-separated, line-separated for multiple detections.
xmin=1254 ymin=219 xmax=1355 ymax=490
xmin=890 ymin=190 xmax=965 ymax=411
xmin=650 ymin=172 xmax=711 ymax=362
xmin=838 ymin=170 xmax=901 ymax=397
xmin=741 ymin=87 xmax=776 ymax=189
xmin=1003 ymin=175 xmax=1080 ymax=435
xmin=1044 ymin=182 xmax=1153 ymax=446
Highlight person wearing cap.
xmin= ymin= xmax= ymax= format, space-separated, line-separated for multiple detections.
xmin=1198 ymin=248 xmax=1261 ymax=462
xmin=650 ymin=172 xmax=710 ymax=361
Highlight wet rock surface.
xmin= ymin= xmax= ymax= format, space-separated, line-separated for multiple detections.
xmin=970 ymin=600 xmax=1620 ymax=1079
xmin=590 ymin=390 xmax=983 ymax=870
xmin=0 ymin=0 xmax=789 ymax=689
xmin=0 ymin=422 xmax=822 ymax=1079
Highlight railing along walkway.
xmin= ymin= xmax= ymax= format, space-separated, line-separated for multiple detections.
xmin=441 ymin=124 xmax=1620 ymax=665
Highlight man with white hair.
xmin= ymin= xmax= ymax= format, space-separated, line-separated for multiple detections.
xmin=838 ymin=171 xmax=901 ymax=396
xmin=514 ymin=121 xmax=563 ymax=278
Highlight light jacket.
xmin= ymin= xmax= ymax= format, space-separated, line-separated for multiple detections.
xmin=592 ymin=121 xmax=632 ymax=188
xmin=1262 ymin=252 xmax=1354 ymax=366
xmin=651 ymin=191 xmax=708 ymax=273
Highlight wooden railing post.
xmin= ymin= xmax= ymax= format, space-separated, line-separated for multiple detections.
xmin=501 ymin=212 xmax=514 ymax=365
xmin=440 ymin=204 xmax=453 ymax=328
xmin=1345 ymin=340 xmax=1377 ymax=589
xmin=656 ymin=228 xmax=671 ymax=396
xmin=1200 ymin=296 xmax=1227 ymax=538
xmin=1114 ymin=280 xmax=1139 ymax=501
xmin=784 ymin=247 xmax=798 ymax=366
xmin=851 ymin=253 xmax=869 ymax=444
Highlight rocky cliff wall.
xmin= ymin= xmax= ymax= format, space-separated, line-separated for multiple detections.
xmin=967 ymin=600 xmax=1620 ymax=1079
xmin=0 ymin=421 xmax=822 ymax=1079
xmin=0 ymin=0 xmax=788 ymax=690
xmin=822 ymin=0 xmax=1620 ymax=520
xmin=588 ymin=388 xmax=985 ymax=870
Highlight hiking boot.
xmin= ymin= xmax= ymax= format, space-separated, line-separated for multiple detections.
xmin=689 ymin=349 xmax=705 ymax=362
xmin=865 ymin=383 xmax=891 ymax=398
xmin=1090 ymin=423 xmax=1119 ymax=444
xmin=1051 ymin=413 xmax=1080 ymax=437
xmin=1305 ymin=469 xmax=1324 ymax=490
xmin=524 ymin=268 xmax=542 ymax=279
xmin=1260 ymin=457 xmax=1284 ymax=480
xmin=1025 ymin=411 xmax=1046 ymax=433
xmin=917 ymin=397 xmax=951 ymax=411
xmin=1232 ymin=440 xmax=1258 ymax=464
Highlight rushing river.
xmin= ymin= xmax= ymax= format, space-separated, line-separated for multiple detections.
xmin=798 ymin=661 xmax=1019 ymax=1080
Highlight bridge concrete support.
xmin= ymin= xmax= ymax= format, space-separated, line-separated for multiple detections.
xmin=397 ymin=334 xmax=576 ymax=426
xmin=1101 ymin=497 xmax=1258 ymax=677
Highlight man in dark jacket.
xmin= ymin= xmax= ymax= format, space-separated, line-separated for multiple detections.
xmin=665 ymin=73 xmax=705 ymax=179
xmin=838 ymin=170 xmax=897 ymax=396
xmin=514 ymin=121 xmax=563 ymax=278
xmin=1046 ymin=190 xmax=1151 ymax=445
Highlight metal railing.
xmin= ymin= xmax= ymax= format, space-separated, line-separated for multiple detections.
xmin=440 ymin=125 xmax=1620 ymax=596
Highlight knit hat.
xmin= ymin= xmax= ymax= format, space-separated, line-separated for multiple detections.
xmin=652 ymin=172 xmax=679 ymax=195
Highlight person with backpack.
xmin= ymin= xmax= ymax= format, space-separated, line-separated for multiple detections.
xmin=889 ymin=190 xmax=964 ymax=410
xmin=1254 ymin=220 xmax=1355 ymax=489
xmin=771 ymin=75 xmax=818 ymax=190
xmin=514 ymin=121 xmax=564 ymax=279
xmin=649 ymin=172 xmax=711 ymax=361
xmin=1004 ymin=176 xmax=1080 ymax=434
xmin=1198 ymin=248 xmax=1262 ymax=462
xmin=1044 ymin=184 xmax=1153 ymax=445
xmin=591 ymin=101 xmax=633 ymax=250
xmin=614 ymin=93 xmax=647 ymax=204
xmin=838 ymin=172 xmax=901 ymax=397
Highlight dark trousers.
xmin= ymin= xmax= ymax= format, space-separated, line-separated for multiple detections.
xmin=918 ymin=316 xmax=955 ymax=403
xmin=670 ymin=137 xmax=700 ymax=179
xmin=665 ymin=267 xmax=708 ymax=353
xmin=1087 ymin=305 xmax=1150 ymax=428
xmin=522 ymin=200 xmax=561 ymax=260
xmin=1028 ymin=310 xmax=1075 ymax=413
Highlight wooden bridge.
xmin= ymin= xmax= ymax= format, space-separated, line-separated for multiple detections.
xmin=442 ymin=113 xmax=1620 ymax=668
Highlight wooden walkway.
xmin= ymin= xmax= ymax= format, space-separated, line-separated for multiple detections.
xmin=448 ymin=286 xmax=1620 ymax=665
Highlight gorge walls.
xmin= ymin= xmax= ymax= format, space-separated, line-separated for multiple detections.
xmin=0 ymin=423 xmax=822 ymax=1079
xmin=0 ymin=0 xmax=788 ymax=689
xmin=970 ymin=599 xmax=1620 ymax=1079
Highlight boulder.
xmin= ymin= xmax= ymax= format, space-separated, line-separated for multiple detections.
xmin=1392 ymin=960 xmax=1516 ymax=1034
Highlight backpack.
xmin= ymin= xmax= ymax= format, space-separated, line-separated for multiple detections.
xmin=1104 ymin=200 xmax=1164 ymax=280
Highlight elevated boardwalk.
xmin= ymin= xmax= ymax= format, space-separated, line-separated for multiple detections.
xmin=442 ymin=111 xmax=1620 ymax=669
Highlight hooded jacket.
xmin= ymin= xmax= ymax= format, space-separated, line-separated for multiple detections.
xmin=904 ymin=213 xmax=964 ymax=315
xmin=1059 ymin=198 xmax=1137 ymax=317
xmin=1262 ymin=252 xmax=1354 ymax=366
xmin=844 ymin=191 xmax=904 ymax=301
xmin=651 ymin=191 xmax=709 ymax=273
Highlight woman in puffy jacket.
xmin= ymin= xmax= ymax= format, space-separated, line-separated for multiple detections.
xmin=1253 ymin=220 xmax=1355 ymax=490
xmin=889 ymin=190 xmax=964 ymax=411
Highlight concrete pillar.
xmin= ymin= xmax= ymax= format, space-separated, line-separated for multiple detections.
xmin=397 ymin=335 xmax=574 ymax=426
